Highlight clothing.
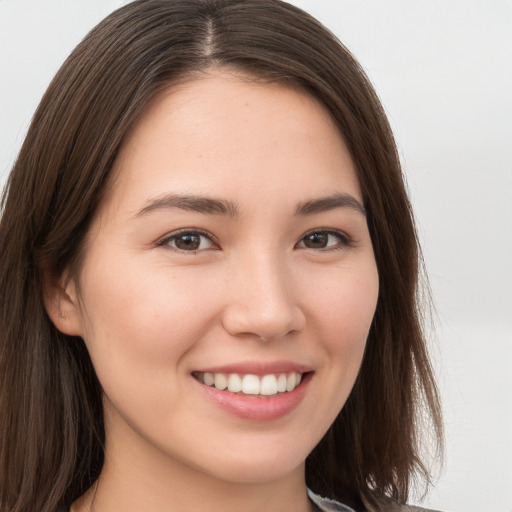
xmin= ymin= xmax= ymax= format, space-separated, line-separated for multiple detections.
xmin=308 ymin=488 xmax=356 ymax=511
xmin=308 ymin=488 xmax=443 ymax=512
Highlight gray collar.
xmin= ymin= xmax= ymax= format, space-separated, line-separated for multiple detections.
xmin=307 ymin=489 xmax=356 ymax=512
xmin=307 ymin=489 xmax=443 ymax=512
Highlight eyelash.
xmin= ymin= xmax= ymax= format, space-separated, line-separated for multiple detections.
xmin=157 ymin=228 xmax=353 ymax=254
xmin=157 ymin=229 xmax=219 ymax=254
xmin=295 ymin=229 xmax=353 ymax=251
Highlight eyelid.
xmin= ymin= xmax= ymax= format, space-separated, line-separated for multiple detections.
xmin=156 ymin=227 xmax=353 ymax=253
xmin=156 ymin=228 xmax=219 ymax=252
xmin=295 ymin=228 xmax=353 ymax=250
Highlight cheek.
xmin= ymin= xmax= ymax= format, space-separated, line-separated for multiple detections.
xmin=308 ymin=260 xmax=379 ymax=344
xmin=306 ymin=259 xmax=378 ymax=404
xmin=289 ymin=261 xmax=378 ymax=448
xmin=76 ymin=258 xmax=223 ymax=378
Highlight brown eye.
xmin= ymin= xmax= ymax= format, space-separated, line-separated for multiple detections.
xmin=164 ymin=231 xmax=215 ymax=252
xmin=297 ymin=231 xmax=350 ymax=250
xmin=303 ymin=232 xmax=329 ymax=249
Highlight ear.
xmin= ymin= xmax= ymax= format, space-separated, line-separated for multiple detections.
xmin=43 ymin=272 xmax=84 ymax=337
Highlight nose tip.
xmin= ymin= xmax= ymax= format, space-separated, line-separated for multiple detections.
xmin=221 ymin=263 xmax=306 ymax=342
xmin=222 ymin=300 xmax=305 ymax=342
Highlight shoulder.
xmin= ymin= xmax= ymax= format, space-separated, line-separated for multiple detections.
xmin=308 ymin=489 xmax=444 ymax=512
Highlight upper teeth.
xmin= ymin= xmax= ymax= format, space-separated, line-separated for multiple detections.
xmin=199 ymin=372 xmax=303 ymax=395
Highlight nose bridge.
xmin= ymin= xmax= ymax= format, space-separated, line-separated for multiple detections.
xmin=222 ymin=248 xmax=304 ymax=340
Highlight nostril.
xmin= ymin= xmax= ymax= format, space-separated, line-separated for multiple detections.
xmin=221 ymin=300 xmax=306 ymax=342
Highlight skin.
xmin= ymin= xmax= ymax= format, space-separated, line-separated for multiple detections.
xmin=47 ymin=71 xmax=379 ymax=512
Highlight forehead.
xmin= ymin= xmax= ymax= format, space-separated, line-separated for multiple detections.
xmin=107 ymin=71 xmax=361 ymax=215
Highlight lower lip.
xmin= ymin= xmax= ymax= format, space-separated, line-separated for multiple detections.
xmin=195 ymin=373 xmax=312 ymax=421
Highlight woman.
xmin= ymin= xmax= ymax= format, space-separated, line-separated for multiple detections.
xmin=0 ymin=1 xmax=443 ymax=511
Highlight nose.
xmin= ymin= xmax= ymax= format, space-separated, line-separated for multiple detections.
xmin=221 ymin=253 xmax=306 ymax=342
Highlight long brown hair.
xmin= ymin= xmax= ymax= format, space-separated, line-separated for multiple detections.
xmin=0 ymin=1 xmax=442 ymax=511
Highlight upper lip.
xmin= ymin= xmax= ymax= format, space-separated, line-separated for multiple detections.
xmin=194 ymin=360 xmax=313 ymax=376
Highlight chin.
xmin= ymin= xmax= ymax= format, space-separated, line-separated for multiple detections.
xmin=194 ymin=439 xmax=311 ymax=485
xmin=207 ymin=460 xmax=304 ymax=485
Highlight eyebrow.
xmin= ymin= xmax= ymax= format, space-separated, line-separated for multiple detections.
xmin=295 ymin=193 xmax=366 ymax=217
xmin=136 ymin=194 xmax=240 ymax=217
xmin=135 ymin=192 xmax=365 ymax=218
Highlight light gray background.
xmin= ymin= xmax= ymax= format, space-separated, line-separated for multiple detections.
xmin=1 ymin=1 xmax=511 ymax=511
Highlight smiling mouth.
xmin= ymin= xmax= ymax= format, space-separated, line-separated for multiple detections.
xmin=192 ymin=371 xmax=305 ymax=396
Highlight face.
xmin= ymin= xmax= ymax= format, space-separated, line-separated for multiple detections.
xmin=54 ymin=72 xmax=379 ymax=486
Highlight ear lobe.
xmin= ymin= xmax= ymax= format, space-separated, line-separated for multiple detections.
xmin=43 ymin=272 xmax=84 ymax=337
